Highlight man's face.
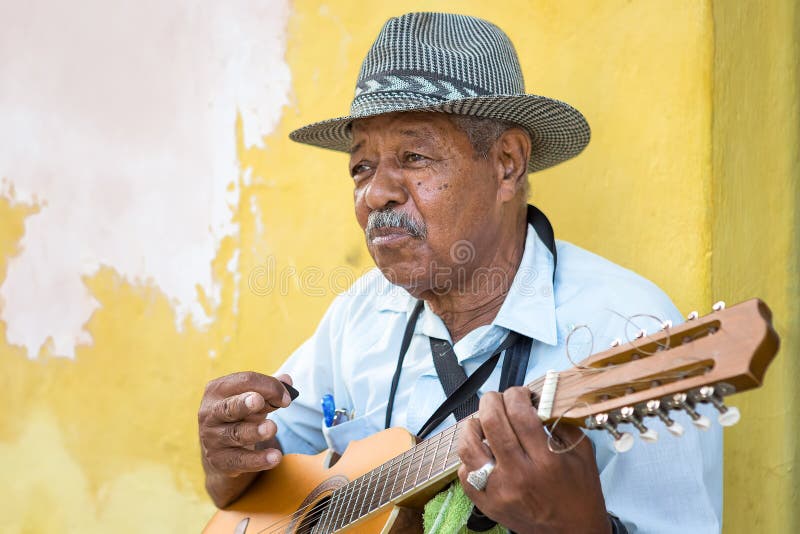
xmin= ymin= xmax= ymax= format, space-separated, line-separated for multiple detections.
xmin=349 ymin=112 xmax=505 ymax=296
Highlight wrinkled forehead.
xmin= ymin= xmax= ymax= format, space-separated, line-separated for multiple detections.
xmin=348 ymin=112 xmax=463 ymax=151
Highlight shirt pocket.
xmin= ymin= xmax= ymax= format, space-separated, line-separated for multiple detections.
xmin=321 ymin=416 xmax=377 ymax=455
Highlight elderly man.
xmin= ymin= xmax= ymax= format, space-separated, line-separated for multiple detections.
xmin=199 ymin=12 xmax=721 ymax=533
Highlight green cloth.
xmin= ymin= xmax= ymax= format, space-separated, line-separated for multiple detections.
xmin=423 ymin=481 xmax=508 ymax=534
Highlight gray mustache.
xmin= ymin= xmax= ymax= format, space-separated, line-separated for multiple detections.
xmin=367 ymin=209 xmax=427 ymax=240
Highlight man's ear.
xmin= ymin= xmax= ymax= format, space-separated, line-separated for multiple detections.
xmin=494 ymin=127 xmax=531 ymax=203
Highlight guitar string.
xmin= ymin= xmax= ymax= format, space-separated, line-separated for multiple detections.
xmin=563 ymin=312 xmax=673 ymax=371
xmin=252 ymin=316 xmax=710 ymax=532
xmin=606 ymin=311 xmax=675 ymax=355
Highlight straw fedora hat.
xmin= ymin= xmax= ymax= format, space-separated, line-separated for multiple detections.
xmin=289 ymin=12 xmax=590 ymax=173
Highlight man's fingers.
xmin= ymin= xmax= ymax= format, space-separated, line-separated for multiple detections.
xmin=209 ymin=391 xmax=265 ymax=423
xmin=457 ymin=418 xmax=497 ymax=506
xmin=275 ymin=373 xmax=292 ymax=385
xmin=209 ymin=419 xmax=277 ymax=448
xmin=503 ymin=387 xmax=592 ymax=459
xmin=205 ymin=447 xmax=283 ymax=476
xmin=209 ymin=372 xmax=293 ymax=410
xmin=457 ymin=418 xmax=493 ymax=468
xmin=478 ymin=392 xmax=526 ymax=464
xmin=503 ymin=387 xmax=548 ymax=459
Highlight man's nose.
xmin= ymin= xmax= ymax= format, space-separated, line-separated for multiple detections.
xmin=364 ymin=159 xmax=407 ymax=211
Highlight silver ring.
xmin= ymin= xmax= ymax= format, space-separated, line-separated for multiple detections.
xmin=466 ymin=460 xmax=496 ymax=491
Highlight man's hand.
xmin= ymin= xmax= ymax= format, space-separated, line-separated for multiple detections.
xmin=198 ymin=371 xmax=294 ymax=508
xmin=457 ymin=387 xmax=611 ymax=534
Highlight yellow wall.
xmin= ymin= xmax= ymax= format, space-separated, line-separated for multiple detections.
xmin=711 ymin=1 xmax=799 ymax=532
xmin=0 ymin=1 xmax=796 ymax=532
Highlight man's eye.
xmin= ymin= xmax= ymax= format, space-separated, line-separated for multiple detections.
xmin=350 ymin=163 xmax=371 ymax=178
xmin=404 ymin=153 xmax=427 ymax=164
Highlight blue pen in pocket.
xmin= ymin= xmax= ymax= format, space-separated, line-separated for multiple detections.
xmin=321 ymin=394 xmax=335 ymax=427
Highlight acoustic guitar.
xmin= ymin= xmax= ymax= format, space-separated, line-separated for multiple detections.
xmin=204 ymin=299 xmax=779 ymax=533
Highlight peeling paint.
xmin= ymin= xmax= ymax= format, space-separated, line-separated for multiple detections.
xmin=0 ymin=0 xmax=291 ymax=358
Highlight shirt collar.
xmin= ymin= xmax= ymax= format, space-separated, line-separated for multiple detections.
xmin=492 ymin=223 xmax=558 ymax=346
xmin=374 ymin=223 xmax=559 ymax=346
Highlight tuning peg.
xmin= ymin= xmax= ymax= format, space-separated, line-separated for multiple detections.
xmin=712 ymin=301 xmax=726 ymax=311
xmin=666 ymin=420 xmax=685 ymax=436
xmin=593 ymin=413 xmax=635 ymax=453
xmin=613 ymin=432 xmax=635 ymax=452
xmin=694 ymin=386 xmax=741 ymax=427
xmin=687 ymin=311 xmax=699 ymax=320
xmin=660 ymin=319 xmax=673 ymax=330
xmin=634 ymin=329 xmax=646 ymax=340
xmin=669 ymin=393 xmax=711 ymax=431
xmin=609 ymin=338 xmax=622 ymax=348
xmin=717 ymin=406 xmax=741 ymax=427
xmin=644 ymin=399 xmax=684 ymax=437
xmin=619 ymin=406 xmax=658 ymax=443
xmin=691 ymin=414 xmax=712 ymax=430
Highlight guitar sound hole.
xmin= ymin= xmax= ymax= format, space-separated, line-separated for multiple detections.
xmin=296 ymin=495 xmax=331 ymax=534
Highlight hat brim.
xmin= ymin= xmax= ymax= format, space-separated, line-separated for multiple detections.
xmin=289 ymin=94 xmax=590 ymax=173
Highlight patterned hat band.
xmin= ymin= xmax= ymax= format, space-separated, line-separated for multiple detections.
xmin=354 ymin=72 xmax=494 ymax=102
xmin=289 ymin=12 xmax=591 ymax=174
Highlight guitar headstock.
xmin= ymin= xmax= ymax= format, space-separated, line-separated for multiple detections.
xmin=538 ymin=298 xmax=779 ymax=451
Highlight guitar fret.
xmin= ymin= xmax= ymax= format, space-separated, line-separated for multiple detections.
xmin=405 ymin=441 xmax=425 ymax=493
xmin=329 ymin=485 xmax=344 ymax=531
xmin=445 ymin=422 xmax=461 ymax=466
xmin=388 ymin=448 xmax=406 ymax=501
xmin=313 ymin=494 xmax=332 ymax=534
xmin=356 ymin=468 xmax=371 ymax=519
xmin=437 ymin=426 xmax=453 ymax=473
xmin=443 ymin=423 xmax=466 ymax=469
xmin=412 ymin=435 xmax=429 ymax=489
xmin=355 ymin=469 xmax=376 ymax=525
xmin=367 ymin=465 xmax=383 ymax=513
xmin=358 ymin=469 xmax=375 ymax=516
xmin=345 ymin=475 xmax=365 ymax=528
xmin=398 ymin=447 xmax=414 ymax=496
xmin=376 ymin=451 xmax=397 ymax=508
xmin=427 ymin=430 xmax=444 ymax=481
xmin=319 ymin=486 xmax=340 ymax=532
xmin=431 ymin=426 xmax=451 ymax=475
xmin=335 ymin=476 xmax=357 ymax=531
xmin=375 ymin=453 xmax=397 ymax=507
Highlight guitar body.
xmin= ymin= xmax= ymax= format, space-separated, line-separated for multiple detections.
xmin=204 ymin=427 xmax=430 ymax=534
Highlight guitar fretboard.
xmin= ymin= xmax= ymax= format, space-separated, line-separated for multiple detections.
xmin=313 ymin=418 xmax=465 ymax=532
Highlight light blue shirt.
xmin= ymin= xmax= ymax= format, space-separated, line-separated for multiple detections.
xmin=271 ymin=225 xmax=723 ymax=533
